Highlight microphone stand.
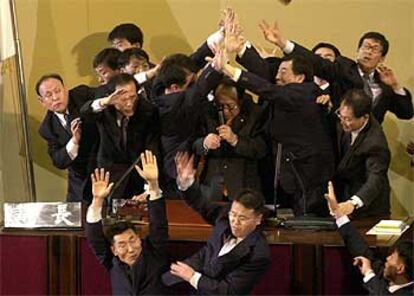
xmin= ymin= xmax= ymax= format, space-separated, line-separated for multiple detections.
xmin=266 ymin=143 xmax=285 ymax=227
xmin=102 ymin=156 xmax=142 ymax=226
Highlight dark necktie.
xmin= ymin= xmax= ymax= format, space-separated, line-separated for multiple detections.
xmin=340 ymin=132 xmax=351 ymax=156
xmin=64 ymin=113 xmax=72 ymax=134
xmin=362 ymin=74 xmax=374 ymax=99
xmin=120 ymin=116 xmax=129 ymax=150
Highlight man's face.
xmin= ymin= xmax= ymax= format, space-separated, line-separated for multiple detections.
xmin=336 ymin=104 xmax=368 ymax=133
xmin=111 ymin=38 xmax=139 ymax=52
xmin=314 ymin=47 xmax=336 ymax=62
xmin=275 ymin=60 xmax=304 ymax=86
xmin=38 ymin=78 xmax=69 ymax=114
xmin=383 ymin=250 xmax=405 ymax=282
xmin=356 ymin=38 xmax=385 ymax=73
xmin=228 ymin=201 xmax=262 ymax=239
xmin=121 ymin=57 xmax=150 ymax=75
xmin=114 ymin=81 xmax=138 ymax=117
xmin=95 ymin=64 xmax=120 ymax=85
xmin=111 ymin=229 xmax=142 ymax=267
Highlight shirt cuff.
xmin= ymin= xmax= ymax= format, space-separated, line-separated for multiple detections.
xmin=336 ymin=215 xmax=350 ymax=228
xmin=283 ymin=40 xmax=295 ymax=54
xmin=86 ymin=206 xmax=103 ymax=223
xmin=363 ymin=270 xmax=375 ymax=283
xmin=394 ymin=88 xmax=407 ymax=96
xmin=231 ymin=68 xmax=243 ymax=82
xmin=350 ymin=195 xmax=364 ymax=209
xmin=91 ymin=99 xmax=107 ymax=112
xmin=189 ymin=272 xmax=202 ymax=289
xmin=143 ymin=183 xmax=163 ymax=201
xmin=207 ymin=28 xmax=224 ymax=50
xmin=134 ymin=72 xmax=147 ymax=85
xmin=66 ymin=138 xmax=79 ymax=160
xmin=237 ymin=41 xmax=251 ymax=58
xmin=177 ymin=176 xmax=195 ymax=191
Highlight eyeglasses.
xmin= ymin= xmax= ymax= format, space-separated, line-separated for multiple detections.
xmin=360 ymin=44 xmax=382 ymax=54
xmin=222 ymin=104 xmax=238 ymax=112
xmin=335 ymin=108 xmax=354 ymax=123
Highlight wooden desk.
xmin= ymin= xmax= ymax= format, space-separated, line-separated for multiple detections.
xmin=1 ymin=200 xmax=412 ymax=295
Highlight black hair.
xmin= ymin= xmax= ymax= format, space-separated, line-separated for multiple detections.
xmin=358 ymin=32 xmax=389 ymax=56
xmin=394 ymin=240 xmax=413 ymax=281
xmin=158 ymin=54 xmax=196 ymax=88
xmin=312 ymin=42 xmax=341 ymax=58
xmin=282 ymin=55 xmax=314 ymax=82
xmin=104 ymin=221 xmax=138 ymax=244
xmin=233 ymin=189 xmax=265 ymax=214
xmin=93 ymin=48 xmax=122 ymax=70
xmin=109 ymin=73 xmax=139 ymax=91
xmin=118 ymin=47 xmax=150 ymax=68
xmin=108 ymin=23 xmax=144 ymax=47
xmin=35 ymin=73 xmax=64 ymax=96
xmin=341 ymin=89 xmax=372 ymax=118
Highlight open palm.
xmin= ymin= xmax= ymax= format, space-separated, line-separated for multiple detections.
xmin=91 ymin=168 xmax=114 ymax=201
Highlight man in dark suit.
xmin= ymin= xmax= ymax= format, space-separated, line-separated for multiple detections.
xmin=333 ymin=89 xmax=391 ymax=218
xmin=37 ymin=74 xmax=98 ymax=202
xmin=259 ymin=21 xmax=413 ymax=124
xmin=325 ymin=182 xmax=413 ymax=295
xmin=219 ymin=41 xmax=335 ymax=216
xmin=162 ymin=152 xmax=270 ymax=295
xmin=86 ymin=150 xmax=169 ymax=295
xmin=81 ymin=73 xmax=159 ymax=199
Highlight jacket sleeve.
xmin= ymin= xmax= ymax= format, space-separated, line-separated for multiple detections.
xmin=387 ymin=88 xmax=414 ymax=120
xmin=190 ymin=41 xmax=214 ymax=71
xmin=147 ymin=198 xmax=169 ymax=254
xmin=85 ymin=221 xmax=113 ymax=270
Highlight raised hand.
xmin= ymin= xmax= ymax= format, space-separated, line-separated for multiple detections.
xmin=316 ymin=94 xmax=333 ymax=111
xmin=377 ymin=64 xmax=401 ymax=90
xmin=353 ymin=256 xmax=373 ymax=277
xmin=135 ymin=150 xmax=158 ymax=184
xmin=206 ymin=44 xmax=228 ymax=71
xmin=70 ymin=118 xmax=82 ymax=144
xmin=175 ymin=151 xmax=195 ymax=187
xmin=258 ymin=20 xmax=287 ymax=49
xmin=100 ymin=88 xmax=128 ymax=107
xmin=324 ymin=181 xmax=339 ymax=217
xmin=91 ymin=168 xmax=114 ymax=203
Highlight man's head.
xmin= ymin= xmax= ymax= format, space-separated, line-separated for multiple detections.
xmin=105 ymin=221 xmax=142 ymax=267
xmin=357 ymin=32 xmax=389 ymax=73
xmin=275 ymin=55 xmax=313 ymax=86
xmin=312 ymin=42 xmax=341 ymax=62
xmin=337 ymin=89 xmax=371 ymax=133
xmin=384 ymin=241 xmax=413 ymax=283
xmin=36 ymin=74 xmax=69 ymax=114
xmin=110 ymin=73 xmax=139 ymax=117
xmin=118 ymin=48 xmax=150 ymax=75
xmin=93 ymin=48 xmax=121 ymax=85
xmin=158 ymin=54 xmax=198 ymax=94
xmin=215 ymin=80 xmax=241 ymax=121
xmin=108 ymin=23 xmax=144 ymax=51
xmin=229 ymin=189 xmax=264 ymax=239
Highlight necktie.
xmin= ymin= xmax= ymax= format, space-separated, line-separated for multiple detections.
xmin=340 ymin=132 xmax=351 ymax=156
xmin=120 ymin=116 xmax=129 ymax=150
xmin=362 ymin=74 xmax=374 ymax=99
xmin=64 ymin=113 xmax=72 ymax=134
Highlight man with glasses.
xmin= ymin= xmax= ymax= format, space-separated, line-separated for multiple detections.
xmin=162 ymin=152 xmax=270 ymax=295
xmin=333 ymin=89 xmax=390 ymax=218
xmin=259 ymin=23 xmax=413 ymax=124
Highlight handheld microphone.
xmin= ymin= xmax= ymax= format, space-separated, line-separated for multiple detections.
xmin=218 ymin=105 xmax=225 ymax=126
xmin=102 ymin=155 xmax=142 ymax=225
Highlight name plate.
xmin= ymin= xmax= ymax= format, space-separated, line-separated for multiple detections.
xmin=4 ymin=202 xmax=82 ymax=229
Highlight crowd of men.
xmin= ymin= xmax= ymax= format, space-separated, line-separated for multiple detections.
xmin=36 ymin=8 xmax=413 ymax=295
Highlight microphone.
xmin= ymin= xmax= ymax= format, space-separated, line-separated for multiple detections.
xmin=102 ymin=156 xmax=142 ymax=225
xmin=218 ymin=105 xmax=225 ymax=126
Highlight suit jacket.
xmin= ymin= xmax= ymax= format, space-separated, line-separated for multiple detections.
xmin=290 ymin=42 xmax=414 ymax=123
xmin=235 ymin=66 xmax=335 ymax=215
xmin=81 ymin=98 xmax=159 ymax=197
xmin=154 ymin=65 xmax=222 ymax=180
xmin=339 ymin=222 xmax=413 ymax=295
xmin=193 ymin=98 xmax=268 ymax=199
xmin=163 ymin=183 xmax=270 ymax=295
xmin=85 ymin=198 xmax=169 ymax=295
xmin=38 ymin=85 xmax=99 ymax=202
xmin=335 ymin=117 xmax=391 ymax=217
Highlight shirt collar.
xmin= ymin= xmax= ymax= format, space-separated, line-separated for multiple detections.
xmin=389 ymin=281 xmax=413 ymax=293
